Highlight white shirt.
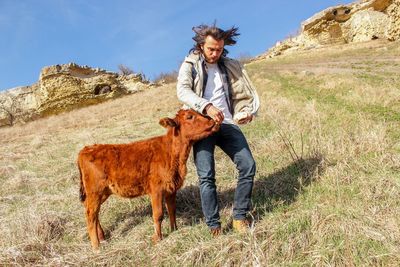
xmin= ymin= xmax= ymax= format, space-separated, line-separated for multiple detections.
xmin=203 ymin=62 xmax=234 ymax=124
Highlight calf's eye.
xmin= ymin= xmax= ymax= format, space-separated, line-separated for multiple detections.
xmin=186 ymin=115 xmax=193 ymax=120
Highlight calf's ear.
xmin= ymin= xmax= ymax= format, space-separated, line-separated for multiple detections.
xmin=159 ymin=118 xmax=178 ymax=128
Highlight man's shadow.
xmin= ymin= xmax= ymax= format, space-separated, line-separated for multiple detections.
xmin=106 ymin=154 xmax=324 ymax=236
xmin=176 ymin=154 xmax=325 ymax=226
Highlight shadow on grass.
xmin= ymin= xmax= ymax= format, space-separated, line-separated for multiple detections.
xmin=105 ymin=154 xmax=324 ymax=236
xmin=105 ymin=204 xmax=152 ymax=239
xmin=176 ymin=154 xmax=325 ymax=226
xmin=251 ymin=155 xmax=324 ymax=215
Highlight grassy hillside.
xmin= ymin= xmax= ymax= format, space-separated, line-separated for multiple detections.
xmin=1 ymin=40 xmax=399 ymax=266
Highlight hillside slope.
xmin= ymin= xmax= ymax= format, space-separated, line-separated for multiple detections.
xmin=0 ymin=40 xmax=399 ymax=266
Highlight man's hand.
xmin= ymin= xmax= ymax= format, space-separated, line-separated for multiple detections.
xmin=236 ymin=113 xmax=253 ymax=125
xmin=204 ymin=104 xmax=224 ymax=124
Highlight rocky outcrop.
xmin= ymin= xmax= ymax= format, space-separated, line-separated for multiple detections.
xmin=262 ymin=0 xmax=400 ymax=58
xmin=387 ymin=0 xmax=400 ymax=40
xmin=0 ymin=63 xmax=150 ymax=126
xmin=342 ymin=10 xmax=390 ymax=42
xmin=0 ymin=85 xmax=39 ymax=126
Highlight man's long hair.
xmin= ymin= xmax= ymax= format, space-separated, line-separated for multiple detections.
xmin=189 ymin=23 xmax=240 ymax=57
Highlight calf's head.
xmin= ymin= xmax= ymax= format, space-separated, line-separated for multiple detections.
xmin=159 ymin=109 xmax=219 ymax=141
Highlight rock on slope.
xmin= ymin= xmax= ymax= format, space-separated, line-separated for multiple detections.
xmin=0 ymin=63 xmax=150 ymax=126
xmin=263 ymin=0 xmax=400 ymax=58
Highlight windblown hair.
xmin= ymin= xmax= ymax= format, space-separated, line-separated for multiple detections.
xmin=190 ymin=23 xmax=240 ymax=56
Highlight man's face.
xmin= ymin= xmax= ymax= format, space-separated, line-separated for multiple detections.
xmin=201 ymin=35 xmax=224 ymax=64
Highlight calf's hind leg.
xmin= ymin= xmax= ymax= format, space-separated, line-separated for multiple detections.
xmin=97 ymin=223 xmax=105 ymax=242
xmin=85 ymin=194 xmax=102 ymax=250
xmin=96 ymin=192 xmax=111 ymax=242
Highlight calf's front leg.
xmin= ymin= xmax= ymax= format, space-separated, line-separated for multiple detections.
xmin=150 ymin=190 xmax=164 ymax=243
xmin=165 ymin=191 xmax=177 ymax=231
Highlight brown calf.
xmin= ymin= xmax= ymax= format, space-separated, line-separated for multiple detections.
xmin=77 ymin=109 xmax=219 ymax=250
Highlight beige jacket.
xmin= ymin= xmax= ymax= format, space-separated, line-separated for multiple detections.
xmin=176 ymin=52 xmax=260 ymax=118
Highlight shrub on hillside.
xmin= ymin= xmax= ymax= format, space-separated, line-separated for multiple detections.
xmin=154 ymin=70 xmax=178 ymax=84
xmin=118 ymin=64 xmax=135 ymax=75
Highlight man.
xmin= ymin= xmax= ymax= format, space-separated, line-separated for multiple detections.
xmin=176 ymin=24 xmax=260 ymax=236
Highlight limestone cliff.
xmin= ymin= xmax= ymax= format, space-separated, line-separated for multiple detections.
xmin=0 ymin=63 xmax=150 ymax=126
xmin=262 ymin=0 xmax=400 ymax=58
xmin=0 ymin=85 xmax=39 ymax=127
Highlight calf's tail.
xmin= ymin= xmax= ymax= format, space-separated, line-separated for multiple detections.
xmin=77 ymin=159 xmax=86 ymax=202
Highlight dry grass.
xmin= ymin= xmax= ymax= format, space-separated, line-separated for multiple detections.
xmin=1 ymin=40 xmax=399 ymax=266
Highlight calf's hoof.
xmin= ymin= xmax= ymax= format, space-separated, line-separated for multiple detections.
xmin=92 ymin=247 xmax=100 ymax=253
xmin=151 ymin=234 xmax=162 ymax=244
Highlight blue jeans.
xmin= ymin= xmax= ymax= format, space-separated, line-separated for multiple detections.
xmin=193 ymin=123 xmax=256 ymax=229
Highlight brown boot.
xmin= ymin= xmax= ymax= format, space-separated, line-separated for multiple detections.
xmin=232 ymin=219 xmax=251 ymax=234
xmin=210 ymin=227 xmax=221 ymax=237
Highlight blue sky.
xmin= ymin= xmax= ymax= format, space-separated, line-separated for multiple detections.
xmin=0 ymin=0 xmax=353 ymax=91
